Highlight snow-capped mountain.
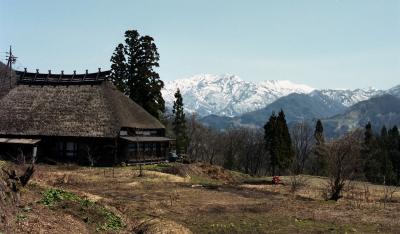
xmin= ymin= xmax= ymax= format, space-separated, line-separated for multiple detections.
xmin=310 ymin=88 xmax=384 ymax=107
xmin=162 ymin=74 xmax=314 ymax=117
xmin=388 ymin=85 xmax=400 ymax=98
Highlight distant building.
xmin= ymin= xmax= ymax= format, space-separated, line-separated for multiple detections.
xmin=0 ymin=69 xmax=173 ymax=165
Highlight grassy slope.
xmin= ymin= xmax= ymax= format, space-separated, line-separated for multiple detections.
xmin=2 ymin=162 xmax=400 ymax=233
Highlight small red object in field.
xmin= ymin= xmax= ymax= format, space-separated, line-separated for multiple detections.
xmin=272 ymin=176 xmax=281 ymax=185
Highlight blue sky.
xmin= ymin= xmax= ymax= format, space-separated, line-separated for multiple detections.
xmin=0 ymin=0 xmax=399 ymax=89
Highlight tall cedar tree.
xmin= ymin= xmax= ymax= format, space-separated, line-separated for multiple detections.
xmin=276 ymin=110 xmax=294 ymax=172
xmin=311 ymin=119 xmax=328 ymax=176
xmin=172 ymin=89 xmax=188 ymax=154
xmin=388 ymin=126 xmax=400 ymax=184
xmin=110 ymin=30 xmax=165 ymax=119
xmin=110 ymin=43 xmax=127 ymax=93
xmin=314 ymin=119 xmax=325 ymax=145
xmin=264 ymin=113 xmax=278 ymax=175
xmin=364 ymin=122 xmax=373 ymax=146
xmin=364 ymin=123 xmax=398 ymax=185
xmin=264 ymin=110 xmax=294 ymax=175
xmin=379 ymin=126 xmax=396 ymax=184
xmin=363 ymin=122 xmax=380 ymax=183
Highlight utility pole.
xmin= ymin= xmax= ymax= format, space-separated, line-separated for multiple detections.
xmin=5 ymin=46 xmax=17 ymax=88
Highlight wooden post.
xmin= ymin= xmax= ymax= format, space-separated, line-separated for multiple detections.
xmin=32 ymin=146 xmax=37 ymax=164
xmin=113 ymin=138 xmax=118 ymax=178
xmin=96 ymin=68 xmax=100 ymax=80
xmin=59 ymin=70 xmax=63 ymax=82
xmin=136 ymin=137 xmax=143 ymax=177
xmin=71 ymin=70 xmax=76 ymax=81
xmin=34 ymin=69 xmax=39 ymax=81
xmin=83 ymin=69 xmax=88 ymax=81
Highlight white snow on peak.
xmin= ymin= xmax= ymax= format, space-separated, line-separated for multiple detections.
xmin=162 ymin=74 xmax=314 ymax=117
xmin=310 ymin=88 xmax=384 ymax=107
xmin=388 ymin=84 xmax=400 ymax=97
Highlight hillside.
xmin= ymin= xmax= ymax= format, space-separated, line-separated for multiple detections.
xmin=388 ymin=85 xmax=400 ymax=98
xmin=323 ymin=94 xmax=400 ymax=137
xmin=199 ymin=88 xmax=400 ymax=137
xmin=2 ymin=162 xmax=399 ymax=233
xmin=200 ymin=93 xmax=347 ymax=130
xmin=239 ymin=93 xmax=346 ymax=126
xmin=310 ymin=88 xmax=384 ymax=107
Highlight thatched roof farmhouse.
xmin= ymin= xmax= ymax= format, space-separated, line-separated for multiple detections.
xmin=0 ymin=69 xmax=172 ymax=165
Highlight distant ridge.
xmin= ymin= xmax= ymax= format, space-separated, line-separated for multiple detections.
xmin=162 ymin=74 xmax=314 ymax=117
xmin=323 ymin=94 xmax=400 ymax=137
xmin=162 ymin=73 xmax=385 ymax=117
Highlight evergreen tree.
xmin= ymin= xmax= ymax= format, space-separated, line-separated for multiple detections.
xmin=223 ymin=147 xmax=235 ymax=170
xmin=380 ymin=151 xmax=395 ymax=184
xmin=172 ymin=89 xmax=187 ymax=154
xmin=110 ymin=43 xmax=127 ymax=93
xmin=264 ymin=110 xmax=293 ymax=175
xmin=314 ymin=119 xmax=325 ymax=145
xmin=137 ymin=35 xmax=165 ymax=118
xmin=381 ymin=125 xmax=388 ymax=138
xmin=110 ymin=29 xmax=165 ymax=119
xmin=379 ymin=125 xmax=396 ymax=184
xmin=363 ymin=122 xmax=380 ymax=183
xmin=264 ymin=112 xmax=278 ymax=175
xmin=124 ymin=30 xmax=142 ymax=99
xmin=276 ymin=110 xmax=294 ymax=172
xmin=388 ymin=126 xmax=400 ymax=184
xmin=310 ymin=119 xmax=328 ymax=176
xmin=364 ymin=123 xmax=397 ymax=185
xmin=364 ymin=122 xmax=373 ymax=146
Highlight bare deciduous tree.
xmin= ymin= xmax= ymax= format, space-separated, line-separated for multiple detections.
xmin=382 ymin=184 xmax=398 ymax=208
xmin=325 ymin=131 xmax=363 ymax=201
xmin=1 ymin=163 xmax=35 ymax=229
xmin=186 ymin=116 xmax=269 ymax=175
xmin=291 ymin=121 xmax=314 ymax=174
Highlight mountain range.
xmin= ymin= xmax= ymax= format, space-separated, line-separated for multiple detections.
xmin=162 ymin=74 xmax=384 ymax=117
xmin=162 ymin=74 xmax=400 ymax=137
xmin=200 ymin=93 xmax=400 ymax=137
xmin=162 ymin=74 xmax=314 ymax=117
xmin=323 ymin=94 xmax=400 ymax=137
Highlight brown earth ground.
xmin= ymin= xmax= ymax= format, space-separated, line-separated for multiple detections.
xmin=1 ymin=162 xmax=400 ymax=233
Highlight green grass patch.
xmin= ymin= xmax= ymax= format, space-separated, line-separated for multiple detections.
xmin=229 ymin=170 xmax=251 ymax=181
xmin=130 ymin=163 xmax=173 ymax=172
xmin=16 ymin=213 xmax=27 ymax=222
xmin=41 ymin=188 xmax=80 ymax=206
xmin=96 ymin=208 xmax=124 ymax=231
xmin=41 ymin=188 xmax=124 ymax=232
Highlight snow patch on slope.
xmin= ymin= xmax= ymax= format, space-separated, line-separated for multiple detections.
xmin=162 ymin=74 xmax=314 ymax=117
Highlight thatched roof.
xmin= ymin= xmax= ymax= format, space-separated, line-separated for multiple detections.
xmin=0 ymin=81 xmax=164 ymax=138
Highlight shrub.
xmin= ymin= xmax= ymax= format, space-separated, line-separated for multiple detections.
xmin=289 ymin=175 xmax=308 ymax=194
xmin=41 ymin=188 xmax=124 ymax=231
xmin=41 ymin=188 xmax=79 ymax=206
xmin=97 ymin=208 xmax=124 ymax=231
xmin=272 ymin=176 xmax=281 ymax=185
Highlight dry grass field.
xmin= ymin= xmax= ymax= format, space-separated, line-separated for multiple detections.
xmin=1 ymin=162 xmax=400 ymax=233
